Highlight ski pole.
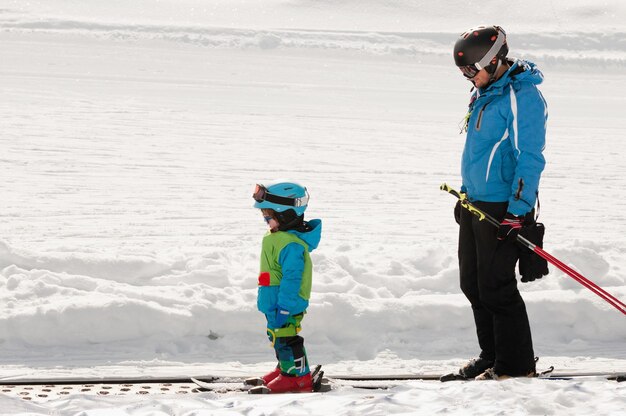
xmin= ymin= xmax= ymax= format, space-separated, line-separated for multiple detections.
xmin=440 ymin=183 xmax=626 ymax=316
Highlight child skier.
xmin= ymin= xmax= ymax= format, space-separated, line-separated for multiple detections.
xmin=252 ymin=182 xmax=322 ymax=393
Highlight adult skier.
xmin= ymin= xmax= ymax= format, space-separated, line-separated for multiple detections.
xmin=452 ymin=25 xmax=547 ymax=380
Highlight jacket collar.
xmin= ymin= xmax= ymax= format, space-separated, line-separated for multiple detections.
xmin=478 ymin=59 xmax=544 ymax=97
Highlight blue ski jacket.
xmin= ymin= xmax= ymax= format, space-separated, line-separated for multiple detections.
xmin=460 ymin=59 xmax=547 ymax=216
xmin=257 ymin=219 xmax=322 ymax=327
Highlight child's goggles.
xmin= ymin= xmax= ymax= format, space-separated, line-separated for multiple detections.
xmin=253 ymin=184 xmax=309 ymax=207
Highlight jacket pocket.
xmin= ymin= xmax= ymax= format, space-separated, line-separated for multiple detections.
xmin=257 ymin=285 xmax=279 ymax=314
xmin=500 ymin=151 xmax=516 ymax=183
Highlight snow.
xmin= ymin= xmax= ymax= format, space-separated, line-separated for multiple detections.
xmin=1 ymin=0 xmax=626 ymax=414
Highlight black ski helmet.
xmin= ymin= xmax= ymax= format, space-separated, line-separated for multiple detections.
xmin=453 ymin=25 xmax=508 ymax=78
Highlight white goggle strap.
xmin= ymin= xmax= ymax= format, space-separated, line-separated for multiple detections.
xmin=475 ymin=30 xmax=505 ymax=70
xmin=293 ymin=189 xmax=309 ymax=208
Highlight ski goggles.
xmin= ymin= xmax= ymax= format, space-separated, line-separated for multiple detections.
xmin=459 ymin=64 xmax=481 ymax=79
xmin=459 ymin=61 xmax=500 ymax=80
xmin=253 ymin=184 xmax=309 ymax=207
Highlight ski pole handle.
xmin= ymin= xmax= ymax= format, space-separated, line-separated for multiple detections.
xmin=440 ymin=183 xmax=462 ymax=200
xmin=440 ymin=183 xmax=489 ymax=223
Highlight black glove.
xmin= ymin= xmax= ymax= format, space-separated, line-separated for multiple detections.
xmin=497 ymin=212 xmax=524 ymax=241
xmin=518 ymin=222 xmax=549 ymax=282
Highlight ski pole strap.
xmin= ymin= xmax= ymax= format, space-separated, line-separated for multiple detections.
xmin=440 ymin=183 xmax=626 ymax=316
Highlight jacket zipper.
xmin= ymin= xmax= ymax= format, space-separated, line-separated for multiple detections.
xmin=475 ymin=103 xmax=488 ymax=131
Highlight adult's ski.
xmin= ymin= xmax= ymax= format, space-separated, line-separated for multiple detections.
xmin=439 ymin=367 xmax=626 ymax=382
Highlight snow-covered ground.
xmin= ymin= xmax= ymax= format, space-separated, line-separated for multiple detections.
xmin=1 ymin=1 xmax=626 ymax=414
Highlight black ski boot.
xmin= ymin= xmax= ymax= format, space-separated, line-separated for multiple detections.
xmin=459 ymin=357 xmax=495 ymax=379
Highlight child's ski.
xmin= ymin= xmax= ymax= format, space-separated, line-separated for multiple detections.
xmin=248 ymin=364 xmax=329 ymax=394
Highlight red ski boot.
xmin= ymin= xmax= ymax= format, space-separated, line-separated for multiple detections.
xmin=261 ymin=367 xmax=282 ymax=385
xmin=243 ymin=367 xmax=282 ymax=387
xmin=266 ymin=373 xmax=312 ymax=393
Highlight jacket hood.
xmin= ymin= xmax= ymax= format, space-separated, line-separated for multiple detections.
xmin=287 ymin=219 xmax=322 ymax=251
xmin=509 ymin=59 xmax=544 ymax=85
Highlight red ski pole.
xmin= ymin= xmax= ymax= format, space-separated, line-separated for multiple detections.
xmin=441 ymin=183 xmax=626 ymax=316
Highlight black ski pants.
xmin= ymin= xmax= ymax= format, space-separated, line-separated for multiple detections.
xmin=458 ymin=200 xmax=535 ymax=376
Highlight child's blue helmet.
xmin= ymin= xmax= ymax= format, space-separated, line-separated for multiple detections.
xmin=252 ymin=182 xmax=309 ymax=216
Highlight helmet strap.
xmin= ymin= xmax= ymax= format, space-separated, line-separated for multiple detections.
xmin=485 ymin=57 xmax=506 ymax=86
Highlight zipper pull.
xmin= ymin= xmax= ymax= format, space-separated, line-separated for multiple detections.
xmin=459 ymin=111 xmax=471 ymax=134
xmin=459 ymin=88 xmax=477 ymax=134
